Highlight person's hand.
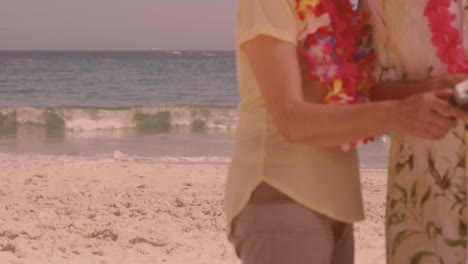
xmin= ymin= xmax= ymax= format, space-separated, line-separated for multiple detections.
xmin=425 ymin=73 xmax=468 ymax=91
xmin=390 ymin=88 xmax=468 ymax=140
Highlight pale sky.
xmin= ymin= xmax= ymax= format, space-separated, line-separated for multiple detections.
xmin=0 ymin=0 xmax=237 ymax=50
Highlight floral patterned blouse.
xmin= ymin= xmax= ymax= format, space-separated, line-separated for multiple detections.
xmin=361 ymin=0 xmax=468 ymax=263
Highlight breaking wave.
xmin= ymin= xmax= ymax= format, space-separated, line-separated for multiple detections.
xmin=0 ymin=105 xmax=238 ymax=136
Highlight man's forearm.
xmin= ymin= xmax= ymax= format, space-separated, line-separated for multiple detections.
xmin=279 ymin=100 xmax=396 ymax=147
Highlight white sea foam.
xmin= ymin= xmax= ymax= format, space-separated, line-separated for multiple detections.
xmin=1 ymin=105 xmax=238 ymax=133
xmin=0 ymin=152 xmax=230 ymax=167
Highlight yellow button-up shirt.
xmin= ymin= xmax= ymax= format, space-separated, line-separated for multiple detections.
xmin=225 ymin=0 xmax=365 ymax=237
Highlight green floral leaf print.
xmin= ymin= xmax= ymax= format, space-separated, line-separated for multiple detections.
xmin=408 ymin=155 xmax=415 ymax=170
xmin=411 ymin=181 xmax=418 ymax=207
xmin=396 ymin=163 xmax=405 ymax=175
xmin=440 ymin=170 xmax=451 ymax=190
xmin=394 ymin=183 xmax=408 ymax=206
xmin=443 ymin=238 xmax=465 ymax=248
xmin=458 ymin=218 xmax=467 ymax=240
xmin=428 ymin=151 xmax=453 ymax=191
xmin=388 ymin=212 xmax=406 ymax=226
xmin=426 ymin=221 xmax=442 ymax=239
xmin=454 ymin=138 xmax=466 ymax=169
xmin=390 ymin=198 xmax=406 ymax=211
xmin=378 ymin=65 xmax=398 ymax=82
xmin=451 ymin=193 xmax=466 ymax=213
xmin=390 ymin=199 xmax=398 ymax=210
xmin=420 ymin=186 xmax=431 ymax=206
xmin=409 ymin=251 xmax=443 ymax=264
xmin=392 ymin=230 xmax=421 ymax=255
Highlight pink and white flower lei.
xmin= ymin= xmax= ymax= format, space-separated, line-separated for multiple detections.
xmin=296 ymin=0 xmax=376 ymax=150
xmin=425 ymin=0 xmax=468 ymax=73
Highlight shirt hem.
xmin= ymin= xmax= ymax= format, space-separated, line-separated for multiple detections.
xmin=226 ymin=177 xmax=366 ymax=241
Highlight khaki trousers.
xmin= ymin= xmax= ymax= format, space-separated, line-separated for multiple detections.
xmin=231 ymin=203 xmax=354 ymax=264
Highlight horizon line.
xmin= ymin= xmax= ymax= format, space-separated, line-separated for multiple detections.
xmin=0 ymin=48 xmax=235 ymax=52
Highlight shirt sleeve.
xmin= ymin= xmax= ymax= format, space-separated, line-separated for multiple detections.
xmin=236 ymin=0 xmax=300 ymax=48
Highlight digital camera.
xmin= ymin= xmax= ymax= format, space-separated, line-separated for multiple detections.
xmin=454 ymin=80 xmax=468 ymax=110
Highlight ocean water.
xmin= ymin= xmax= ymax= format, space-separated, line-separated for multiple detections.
xmin=0 ymin=50 xmax=389 ymax=168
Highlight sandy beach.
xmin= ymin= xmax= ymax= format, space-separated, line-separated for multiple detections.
xmin=0 ymin=155 xmax=387 ymax=264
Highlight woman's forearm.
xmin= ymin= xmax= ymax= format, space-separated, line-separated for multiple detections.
xmin=371 ymin=81 xmax=429 ymax=101
xmin=371 ymin=73 xmax=468 ymax=101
